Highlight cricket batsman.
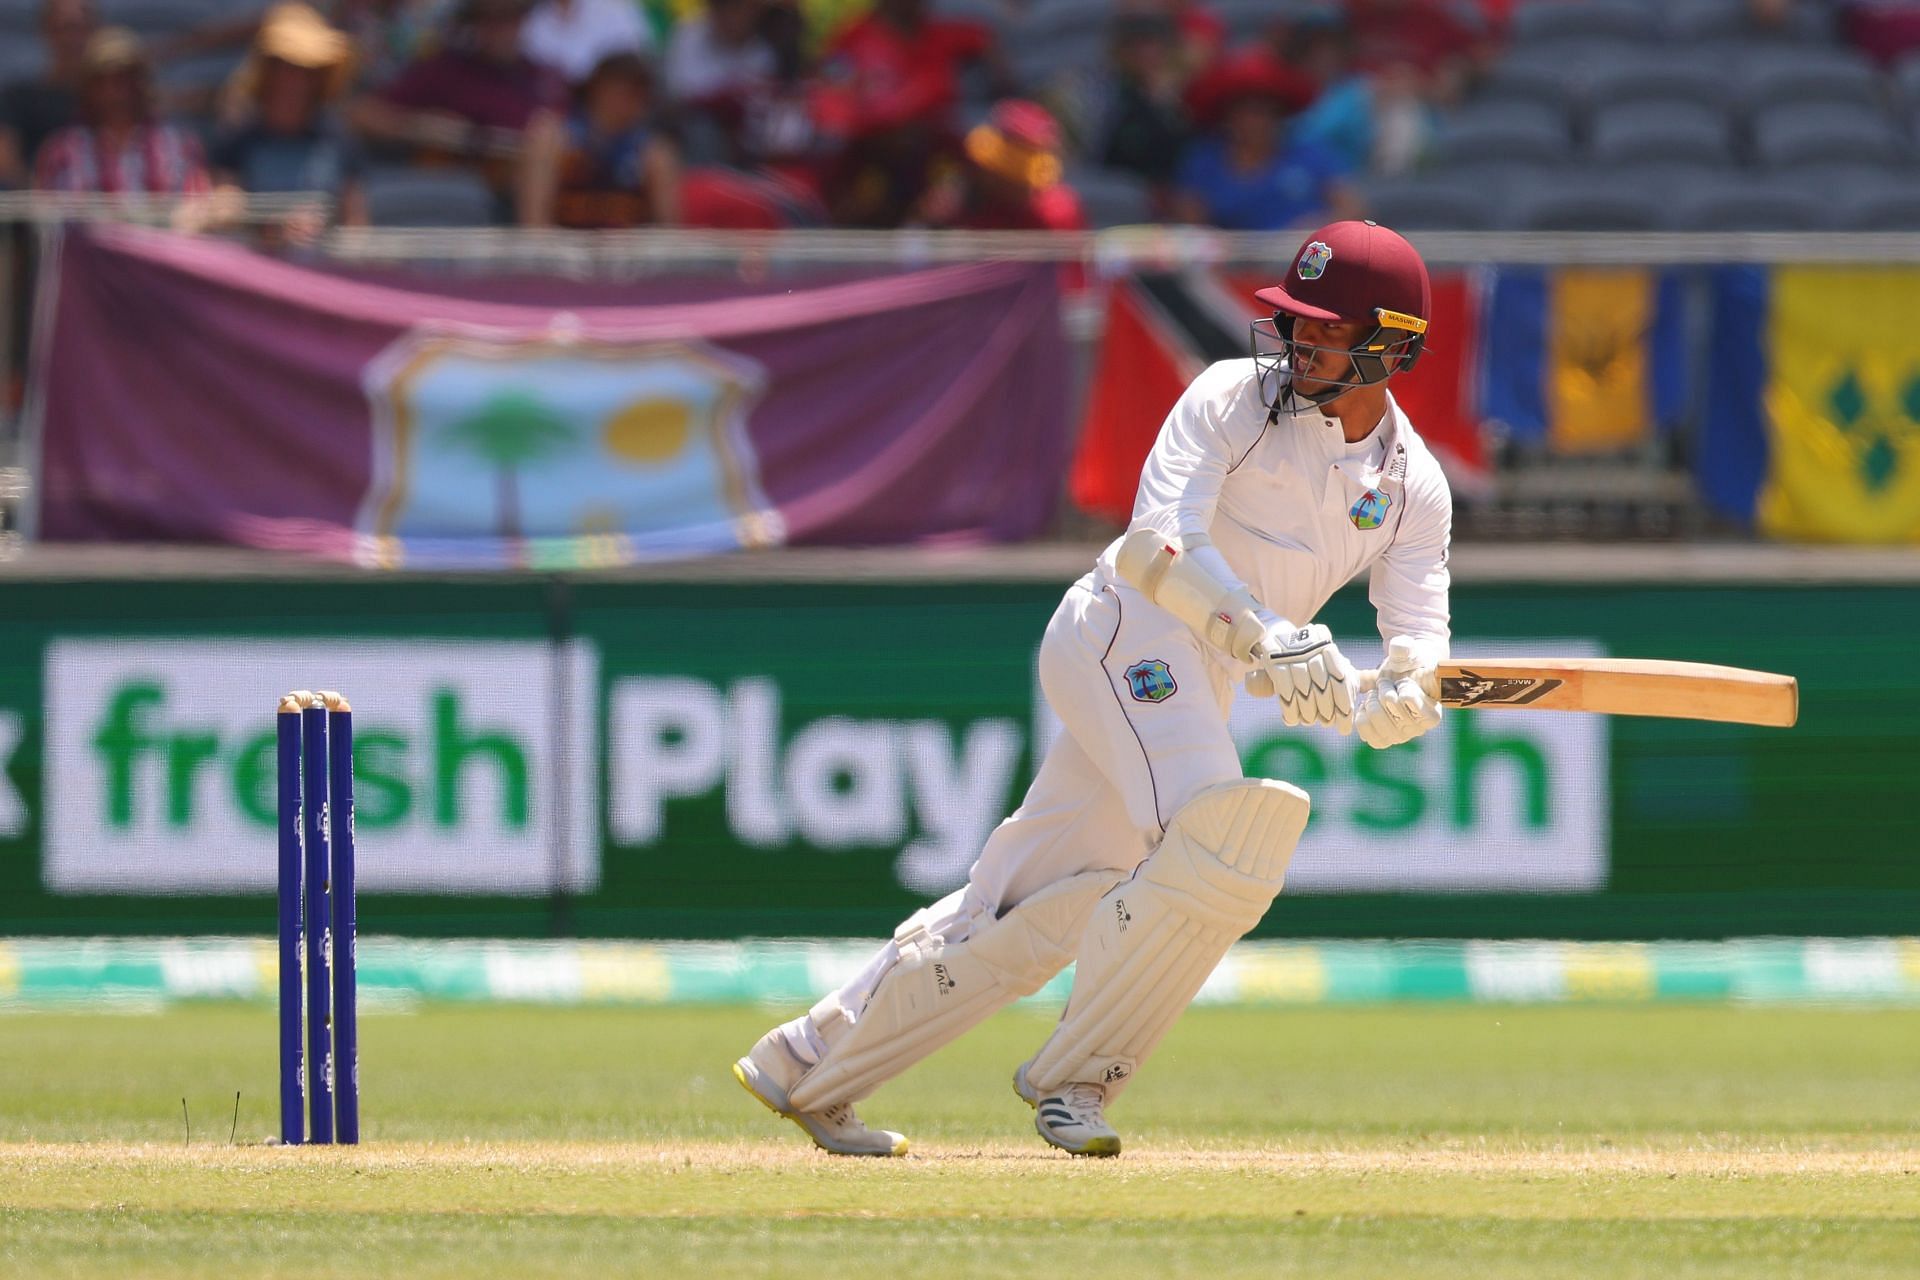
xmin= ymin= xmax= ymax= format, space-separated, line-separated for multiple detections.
xmin=734 ymin=220 xmax=1452 ymax=1157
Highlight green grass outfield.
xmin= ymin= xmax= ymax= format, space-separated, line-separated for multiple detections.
xmin=2 ymin=1004 xmax=1918 ymax=1278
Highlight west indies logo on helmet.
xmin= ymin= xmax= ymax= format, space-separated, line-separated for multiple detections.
xmin=1250 ymin=219 xmax=1431 ymax=410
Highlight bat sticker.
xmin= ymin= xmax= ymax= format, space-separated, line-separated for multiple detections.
xmin=1441 ymin=671 xmax=1564 ymax=707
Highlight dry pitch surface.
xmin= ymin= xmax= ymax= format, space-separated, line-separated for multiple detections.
xmin=2 ymin=1004 xmax=1918 ymax=1278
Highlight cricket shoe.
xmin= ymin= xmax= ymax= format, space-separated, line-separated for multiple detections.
xmin=732 ymin=1029 xmax=909 ymax=1157
xmin=1013 ymin=1062 xmax=1122 ymax=1157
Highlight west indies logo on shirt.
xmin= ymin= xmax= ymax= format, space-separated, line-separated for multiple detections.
xmin=1123 ymin=658 xmax=1178 ymax=703
xmin=1349 ymin=487 xmax=1392 ymax=530
xmin=1297 ymin=241 xmax=1333 ymax=281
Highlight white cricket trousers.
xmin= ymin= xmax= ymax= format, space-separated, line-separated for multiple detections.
xmin=804 ymin=567 xmax=1247 ymax=1038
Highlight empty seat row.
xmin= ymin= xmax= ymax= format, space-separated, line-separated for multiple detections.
xmin=1364 ymin=165 xmax=1920 ymax=232
xmin=1435 ymin=100 xmax=1916 ymax=171
xmin=1509 ymin=0 xmax=1831 ymax=46
xmin=1483 ymin=42 xmax=1890 ymax=115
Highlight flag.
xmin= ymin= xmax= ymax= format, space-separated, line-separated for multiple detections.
xmin=1068 ymin=277 xmax=1208 ymax=525
xmin=1705 ymin=265 xmax=1920 ymax=542
xmin=1069 ymin=267 xmax=1489 ymax=523
xmin=1481 ymin=267 xmax=1688 ymax=454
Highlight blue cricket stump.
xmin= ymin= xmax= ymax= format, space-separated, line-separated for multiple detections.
xmin=322 ymin=692 xmax=360 ymax=1145
xmin=275 ymin=695 xmax=306 ymax=1147
xmin=277 ymin=689 xmax=359 ymax=1145
xmin=300 ymin=697 xmax=336 ymax=1144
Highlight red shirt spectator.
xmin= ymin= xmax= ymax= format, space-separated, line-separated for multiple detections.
xmin=917 ymin=99 xmax=1086 ymax=231
xmin=361 ymin=0 xmax=565 ymax=138
xmin=1345 ymin=0 xmax=1482 ymax=74
xmin=34 ymin=27 xmax=209 ymax=194
xmin=813 ymin=0 xmax=989 ymax=139
xmin=379 ymin=33 xmax=565 ymax=130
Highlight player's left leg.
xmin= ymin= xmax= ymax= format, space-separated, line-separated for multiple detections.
xmin=1013 ymin=776 xmax=1309 ymax=1156
xmin=733 ymin=732 xmax=1142 ymax=1153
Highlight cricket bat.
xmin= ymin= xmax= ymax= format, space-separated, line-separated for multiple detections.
xmin=1109 ymin=530 xmax=1797 ymax=727
xmin=1421 ymin=658 xmax=1797 ymax=727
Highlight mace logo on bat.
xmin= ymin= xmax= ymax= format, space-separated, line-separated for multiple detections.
xmin=1443 ymin=671 xmax=1563 ymax=707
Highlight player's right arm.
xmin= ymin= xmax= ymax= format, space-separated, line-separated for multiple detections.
xmin=1119 ymin=363 xmax=1356 ymax=731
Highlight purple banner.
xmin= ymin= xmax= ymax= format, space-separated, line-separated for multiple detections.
xmin=31 ymin=228 xmax=1072 ymax=565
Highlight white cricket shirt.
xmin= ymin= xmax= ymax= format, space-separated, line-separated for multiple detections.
xmin=1098 ymin=357 xmax=1453 ymax=670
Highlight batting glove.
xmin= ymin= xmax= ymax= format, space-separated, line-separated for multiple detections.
xmin=1356 ymin=636 xmax=1444 ymax=749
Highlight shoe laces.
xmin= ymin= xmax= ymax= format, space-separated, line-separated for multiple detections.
xmin=1059 ymin=1082 xmax=1107 ymax=1118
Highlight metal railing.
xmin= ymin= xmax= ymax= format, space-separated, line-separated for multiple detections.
xmin=11 ymin=198 xmax=1900 ymax=549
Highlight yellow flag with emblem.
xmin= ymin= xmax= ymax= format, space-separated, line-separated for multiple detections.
xmin=1761 ymin=267 xmax=1920 ymax=543
xmin=1546 ymin=268 xmax=1656 ymax=454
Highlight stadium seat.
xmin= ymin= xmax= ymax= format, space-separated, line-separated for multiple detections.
xmin=1672 ymin=176 xmax=1832 ymax=230
xmin=1752 ymin=102 xmax=1908 ymax=169
xmin=1513 ymin=176 xmax=1666 ymax=231
xmin=1357 ymin=174 xmax=1505 ymax=230
xmin=154 ymin=49 xmax=245 ymax=95
xmin=1430 ymin=101 xmax=1572 ymax=167
xmin=362 ymin=168 xmax=499 ymax=227
xmin=1063 ymin=164 xmax=1152 ymax=227
xmin=1589 ymin=101 xmax=1736 ymax=168
xmin=1836 ymin=182 xmax=1920 ymax=230
xmin=1591 ymin=161 xmax=1738 ymax=220
xmin=1895 ymin=54 xmax=1920 ymax=106
xmin=1020 ymin=0 xmax=1117 ymax=42
xmin=1213 ymin=0 xmax=1326 ymax=42
xmin=1736 ymin=45 xmax=1886 ymax=111
xmin=930 ymin=0 xmax=1009 ymax=33
xmin=96 ymin=0 xmax=220 ymax=38
xmin=1474 ymin=47 xmax=1584 ymax=114
xmin=1662 ymin=0 xmax=1830 ymax=42
xmin=1583 ymin=47 xmax=1742 ymax=112
xmin=0 ymin=38 xmax=44 ymax=84
xmin=1511 ymin=0 xmax=1655 ymax=46
xmin=1008 ymin=25 xmax=1106 ymax=92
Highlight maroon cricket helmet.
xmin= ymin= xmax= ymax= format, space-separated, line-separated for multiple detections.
xmin=1250 ymin=220 xmax=1431 ymax=407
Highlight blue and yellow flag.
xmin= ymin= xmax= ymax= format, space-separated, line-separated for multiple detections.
xmin=1481 ymin=267 xmax=1688 ymax=454
xmin=1703 ymin=266 xmax=1920 ymax=542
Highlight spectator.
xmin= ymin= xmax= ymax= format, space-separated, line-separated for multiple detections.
xmin=1282 ymin=12 xmax=1433 ymax=177
xmin=34 ymin=28 xmax=210 ymax=194
xmin=520 ymin=50 xmax=678 ymax=226
xmin=812 ymin=0 xmax=994 ymax=226
xmin=915 ymin=98 xmax=1084 ymax=230
xmin=155 ymin=0 xmax=445 ymax=125
xmin=351 ymin=0 xmax=564 ymax=193
xmin=1095 ymin=12 xmax=1190 ymax=200
xmin=1842 ymin=1 xmax=1920 ymax=66
xmin=1343 ymin=0 xmax=1490 ymax=106
xmin=664 ymin=0 xmax=775 ymax=162
xmin=0 ymin=0 xmax=98 ymax=187
xmin=327 ymin=0 xmax=451 ymax=94
xmin=1163 ymin=0 xmax=1227 ymax=76
xmin=1172 ymin=48 xmax=1355 ymax=231
xmin=521 ymin=0 xmax=652 ymax=83
xmin=210 ymin=4 xmax=366 ymax=236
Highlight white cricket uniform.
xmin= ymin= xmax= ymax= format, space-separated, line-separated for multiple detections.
xmin=968 ymin=358 xmax=1453 ymax=913
xmin=798 ymin=358 xmax=1452 ymax=1057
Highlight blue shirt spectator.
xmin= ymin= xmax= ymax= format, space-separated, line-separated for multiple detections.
xmin=1173 ymin=47 xmax=1354 ymax=231
xmin=1173 ymin=130 xmax=1344 ymax=231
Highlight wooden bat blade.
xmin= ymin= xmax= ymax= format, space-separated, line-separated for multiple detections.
xmin=1434 ymin=658 xmax=1798 ymax=727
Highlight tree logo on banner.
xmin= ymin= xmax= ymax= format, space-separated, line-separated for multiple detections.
xmin=440 ymin=392 xmax=578 ymax=542
xmin=358 ymin=332 xmax=778 ymax=569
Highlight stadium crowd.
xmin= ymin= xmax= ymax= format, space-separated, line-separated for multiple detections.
xmin=5 ymin=0 xmax=1913 ymax=236
xmin=0 ymin=0 xmax=1520 ymax=231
